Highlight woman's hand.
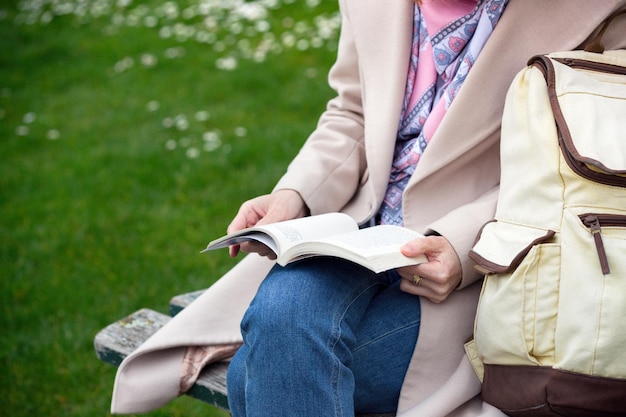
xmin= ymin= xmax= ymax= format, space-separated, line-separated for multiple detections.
xmin=396 ymin=235 xmax=462 ymax=304
xmin=227 ymin=189 xmax=309 ymax=258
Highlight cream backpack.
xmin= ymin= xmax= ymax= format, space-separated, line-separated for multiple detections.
xmin=468 ymin=14 xmax=626 ymax=417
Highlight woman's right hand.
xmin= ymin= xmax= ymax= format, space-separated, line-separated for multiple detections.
xmin=227 ymin=189 xmax=309 ymax=258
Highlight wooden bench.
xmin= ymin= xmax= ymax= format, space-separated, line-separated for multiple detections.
xmin=94 ymin=289 xmax=395 ymax=417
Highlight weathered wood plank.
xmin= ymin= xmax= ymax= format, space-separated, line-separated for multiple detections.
xmin=169 ymin=289 xmax=205 ymax=316
xmin=94 ymin=308 xmax=229 ymax=410
xmin=94 ymin=308 xmax=169 ymax=366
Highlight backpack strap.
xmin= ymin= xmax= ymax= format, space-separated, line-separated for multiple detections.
xmin=584 ymin=8 xmax=626 ymax=53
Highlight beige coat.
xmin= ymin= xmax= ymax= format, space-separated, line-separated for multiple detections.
xmin=111 ymin=1 xmax=626 ymax=415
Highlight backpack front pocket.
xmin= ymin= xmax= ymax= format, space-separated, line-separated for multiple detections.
xmin=556 ymin=209 xmax=626 ymax=377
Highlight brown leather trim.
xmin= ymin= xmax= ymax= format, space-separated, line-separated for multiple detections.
xmin=469 ymin=221 xmax=555 ymax=275
xmin=482 ymin=364 xmax=626 ymax=417
xmin=528 ymin=55 xmax=626 ymax=188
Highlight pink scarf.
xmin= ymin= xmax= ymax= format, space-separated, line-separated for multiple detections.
xmin=379 ymin=0 xmax=508 ymax=225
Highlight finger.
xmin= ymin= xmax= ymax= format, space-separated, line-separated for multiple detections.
xmin=228 ymin=244 xmax=240 ymax=258
xmin=239 ymin=241 xmax=277 ymax=259
xmin=399 ymin=275 xmax=449 ymax=304
xmin=399 ymin=277 xmax=425 ymax=296
xmin=227 ymin=208 xmax=264 ymax=234
xmin=400 ymin=236 xmax=434 ymax=258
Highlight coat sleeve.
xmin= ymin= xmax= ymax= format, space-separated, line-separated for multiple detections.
xmin=426 ymin=187 xmax=499 ymax=290
xmin=273 ymin=0 xmax=368 ymax=216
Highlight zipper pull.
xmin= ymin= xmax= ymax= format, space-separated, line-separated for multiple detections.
xmin=583 ymin=215 xmax=611 ymax=275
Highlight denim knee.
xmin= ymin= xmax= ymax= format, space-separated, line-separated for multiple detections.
xmin=240 ymin=267 xmax=311 ymax=340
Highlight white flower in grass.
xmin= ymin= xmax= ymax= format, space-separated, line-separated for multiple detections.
xmin=40 ymin=11 xmax=53 ymax=24
xmin=203 ymin=130 xmax=220 ymax=142
xmin=164 ymin=46 xmax=185 ymax=59
xmin=140 ymin=53 xmax=157 ymax=67
xmin=186 ymin=147 xmax=200 ymax=159
xmin=237 ymin=38 xmax=251 ymax=53
xmin=195 ymin=110 xmax=210 ymax=122
xmin=165 ymin=139 xmax=177 ymax=150
xmin=47 ymin=129 xmax=60 ymax=140
xmin=160 ymin=1 xmax=179 ymax=19
xmin=282 ymin=32 xmax=295 ymax=47
xmin=255 ymin=20 xmax=270 ymax=32
xmin=252 ymin=50 xmax=267 ymax=63
xmin=159 ymin=26 xmax=172 ymax=39
xmin=182 ymin=6 xmax=197 ymax=20
xmin=197 ymin=2 xmax=211 ymax=16
xmin=113 ymin=56 xmax=134 ymax=73
xmin=310 ymin=36 xmax=323 ymax=48
xmin=16 ymin=126 xmax=29 ymax=136
xmin=162 ymin=117 xmax=174 ymax=128
xmin=234 ymin=126 xmax=247 ymax=137
xmin=144 ymin=15 xmax=157 ymax=28
xmin=195 ymin=30 xmax=216 ymax=44
xmin=173 ymin=23 xmax=195 ymax=41
xmin=236 ymin=3 xmax=268 ymax=21
xmin=203 ymin=131 xmax=222 ymax=152
xmin=146 ymin=100 xmax=160 ymax=112
xmin=294 ymin=21 xmax=308 ymax=34
xmin=203 ymin=16 xmax=218 ymax=30
xmin=213 ymin=41 xmax=225 ymax=52
xmin=125 ymin=14 xmax=140 ymax=26
xmin=203 ymin=143 xmax=219 ymax=152
xmin=230 ymin=21 xmax=243 ymax=35
xmin=174 ymin=114 xmax=189 ymax=131
xmin=296 ymin=39 xmax=309 ymax=51
xmin=260 ymin=0 xmax=280 ymax=8
xmin=216 ymin=56 xmax=237 ymax=71
xmin=23 ymin=112 xmax=36 ymax=124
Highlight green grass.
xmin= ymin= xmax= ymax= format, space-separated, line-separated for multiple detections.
xmin=0 ymin=0 xmax=338 ymax=415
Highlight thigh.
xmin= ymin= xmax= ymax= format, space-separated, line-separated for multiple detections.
xmin=241 ymin=257 xmax=390 ymax=340
xmin=352 ymin=278 xmax=421 ymax=413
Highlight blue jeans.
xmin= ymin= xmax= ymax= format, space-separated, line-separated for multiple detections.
xmin=227 ymin=257 xmax=421 ymax=417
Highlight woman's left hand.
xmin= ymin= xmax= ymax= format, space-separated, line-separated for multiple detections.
xmin=397 ymin=236 xmax=462 ymax=304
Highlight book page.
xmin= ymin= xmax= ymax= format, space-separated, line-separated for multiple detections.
xmin=203 ymin=212 xmax=359 ymax=254
xmin=282 ymin=224 xmax=426 ymax=272
xmin=258 ymin=213 xmax=359 ymax=251
xmin=321 ymin=225 xmax=422 ymax=254
xmin=314 ymin=225 xmax=421 ymax=256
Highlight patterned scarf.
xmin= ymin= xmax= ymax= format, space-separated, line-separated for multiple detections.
xmin=379 ymin=0 xmax=508 ymax=226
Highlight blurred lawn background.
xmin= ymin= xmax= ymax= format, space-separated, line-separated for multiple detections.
xmin=0 ymin=0 xmax=339 ymax=415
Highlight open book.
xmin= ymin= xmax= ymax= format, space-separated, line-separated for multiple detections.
xmin=202 ymin=213 xmax=427 ymax=273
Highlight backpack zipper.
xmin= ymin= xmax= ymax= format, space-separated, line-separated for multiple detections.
xmin=554 ymin=57 xmax=626 ymax=76
xmin=579 ymin=213 xmax=626 ymax=275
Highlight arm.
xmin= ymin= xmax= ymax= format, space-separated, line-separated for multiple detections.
xmin=273 ymin=0 xmax=368 ymax=215
xmin=227 ymin=1 xmax=368 ymax=259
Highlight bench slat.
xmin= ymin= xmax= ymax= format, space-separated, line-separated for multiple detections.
xmin=94 ymin=308 xmax=229 ymax=410
xmin=169 ymin=289 xmax=205 ymax=316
